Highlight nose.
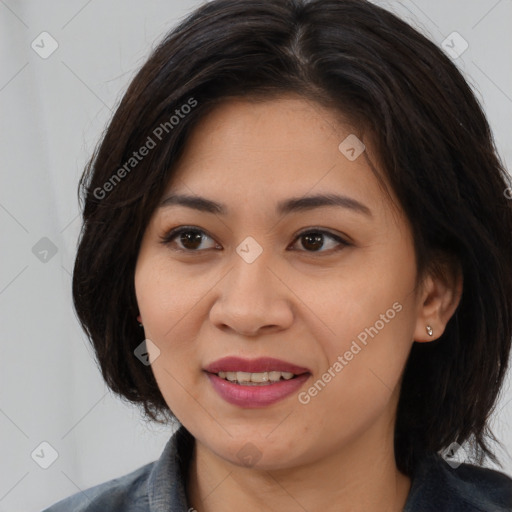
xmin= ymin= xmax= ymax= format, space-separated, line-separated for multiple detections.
xmin=209 ymin=250 xmax=294 ymax=337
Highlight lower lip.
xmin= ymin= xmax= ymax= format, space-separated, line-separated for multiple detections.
xmin=206 ymin=372 xmax=310 ymax=408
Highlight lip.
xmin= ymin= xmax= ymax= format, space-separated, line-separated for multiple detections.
xmin=206 ymin=372 xmax=311 ymax=408
xmin=204 ymin=356 xmax=310 ymax=375
xmin=204 ymin=357 xmax=311 ymax=408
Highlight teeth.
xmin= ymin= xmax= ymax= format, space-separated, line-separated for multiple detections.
xmin=217 ymin=370 xmax=296 ymax=385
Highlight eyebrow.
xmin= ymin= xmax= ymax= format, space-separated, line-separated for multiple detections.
xmin=159 ymin=193 xmax=372 ymax=217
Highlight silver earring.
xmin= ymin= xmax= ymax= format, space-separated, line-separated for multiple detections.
xmin=138 ymin=322 xmax=143 ymax=327
xmin=426 ymin=325 xmax=433 ymax=336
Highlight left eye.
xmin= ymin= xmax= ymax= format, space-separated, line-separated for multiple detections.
xmin=160 ymin=226 xmax=349 ymax=254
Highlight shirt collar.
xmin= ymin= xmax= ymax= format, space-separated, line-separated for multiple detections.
xmin=147 ymin=424 xmax=195 ymax=512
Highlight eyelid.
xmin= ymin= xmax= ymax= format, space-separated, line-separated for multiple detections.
xmin=289 ymin=227 xmax=350 ymax=252
xmin=159 ymin=225 xmax=350 ymax=253
xmin=159 ymin=225 xmax=219 ymax=250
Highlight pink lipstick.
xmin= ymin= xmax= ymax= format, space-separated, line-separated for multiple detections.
xmin=204 ymin=357 xmax=311 ymax=408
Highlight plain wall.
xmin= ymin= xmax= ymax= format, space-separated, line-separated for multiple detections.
xmin=0 ymin=1 xmax=511 ymax=511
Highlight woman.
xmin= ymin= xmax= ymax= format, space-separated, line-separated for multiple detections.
xmin=44 ymin=0 xmax=512 ymax=510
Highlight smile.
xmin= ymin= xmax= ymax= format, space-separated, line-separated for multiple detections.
xmin=206 ymin=372 xmax=310 ymax=407
xmin=216 ymin=370 xmax=296 ymax=385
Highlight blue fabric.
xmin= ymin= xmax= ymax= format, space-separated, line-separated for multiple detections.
xmin=42 ymin=425 xmax=512 ymax=511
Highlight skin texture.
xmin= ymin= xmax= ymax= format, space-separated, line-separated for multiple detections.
xmin=134 ymin=95 xmax=463 ymax=512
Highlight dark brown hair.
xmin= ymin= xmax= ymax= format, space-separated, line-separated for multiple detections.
xmin=72 ymin=0 xmax=512 ymax=476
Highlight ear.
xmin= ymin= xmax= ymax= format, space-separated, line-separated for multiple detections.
xmin=413 ymin=256 xmax=463 ymax=342
xmin=137 ymin=314 xmax=142 ymax=323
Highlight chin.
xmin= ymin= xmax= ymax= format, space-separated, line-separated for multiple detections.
xmin=206 ymin=432 xmax=306 ymax=471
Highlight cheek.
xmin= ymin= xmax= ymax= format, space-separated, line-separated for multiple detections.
xmin=135 ymin=267 xmax=203 ymax=423
xmin=296 ymin=252 xmax=415 ymax=360
xmin=295 ymin=309 xmax=414 ymax=456
xmin=301 ymin=256 xmax=416 ymax=416
xmin=134 ymin=253 xmax=211 ymax=400
xmin=323 ymin=298 xmax=415 ymax=413
xmin=135 ymin=252 xmax=209 ymax=337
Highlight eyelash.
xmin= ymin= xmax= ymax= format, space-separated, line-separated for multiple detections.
xmin=159 ymin=226 xmax=350 ymax=255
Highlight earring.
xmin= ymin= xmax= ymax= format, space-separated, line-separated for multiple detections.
xmin=426 ymin=325 xmax=433 ymax=336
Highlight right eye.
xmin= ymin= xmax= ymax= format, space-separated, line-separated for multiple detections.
xmin=159 ymin=226 xmax=220 ymax=252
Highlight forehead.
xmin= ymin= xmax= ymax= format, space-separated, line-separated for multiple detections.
xmin=163 ymin=95 xmax=396 ymax=218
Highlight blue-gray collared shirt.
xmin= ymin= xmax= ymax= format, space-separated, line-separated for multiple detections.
xmin=41 ymin=425 xmax=512 ymax=511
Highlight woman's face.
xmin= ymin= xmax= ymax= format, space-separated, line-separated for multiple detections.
xmin=135 ymin=96 xmax=430 ymax=469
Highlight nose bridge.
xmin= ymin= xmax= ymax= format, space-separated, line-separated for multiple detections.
xmin=209 ymin=238 xmax=293 ymax=334
xmin=228 ymin=239 xmax=276 ymax=306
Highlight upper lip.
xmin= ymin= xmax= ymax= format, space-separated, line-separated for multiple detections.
xmin=204 ymin=357 xmax=310 ymax=375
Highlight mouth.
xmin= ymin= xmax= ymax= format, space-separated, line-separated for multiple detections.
xmin=214 ymin=370 xmax=299 ymax=386
xmin=204 ymin=356 xmax=311 ymax=385
xmin=204 ymin=357 xmax=311 ymax=407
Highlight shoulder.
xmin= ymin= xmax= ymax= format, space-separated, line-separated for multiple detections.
xmin=41 ymin=461 xmax=154 ymax=512
xmin=406 ymin=454 xmax=512 ymax=511
xmin=453 ymin=460 xmax=512 ymax=509
xmin=41 ymin=426 xmax=194 ymax=512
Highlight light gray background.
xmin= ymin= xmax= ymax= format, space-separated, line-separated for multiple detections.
xmin=1 ymin=1 xmax=511 ymax=511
